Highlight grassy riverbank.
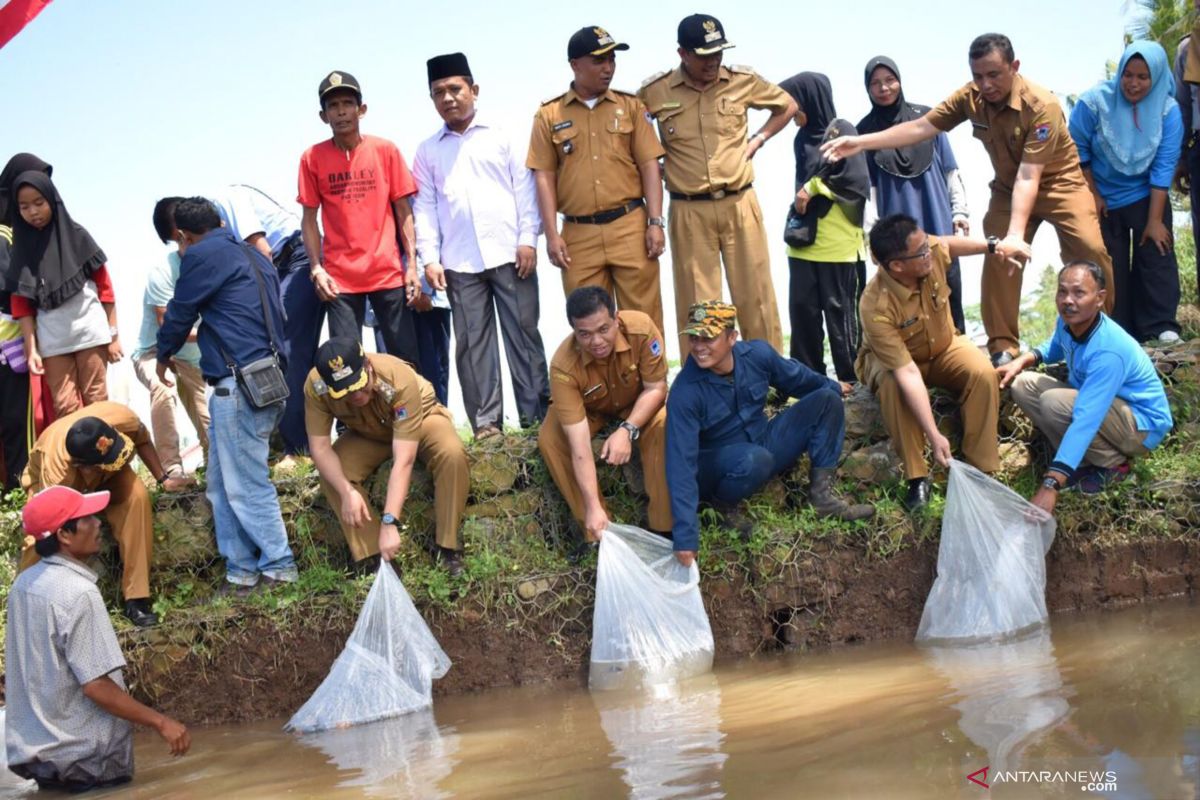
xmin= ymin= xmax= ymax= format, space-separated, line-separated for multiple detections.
xmin=1 ymin=256 xmax=1199 ymax=724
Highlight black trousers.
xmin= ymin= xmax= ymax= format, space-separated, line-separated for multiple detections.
xmin=327 ymin=287 xmax=421 ymax=366
xmin=0 ymin=362 xmax=28 ymax=489
xmin=374 ymin=306 xmax=452 ymax=406
xmin=787 ymin=256 xmax=860 ymax=382
xmin=1100 ymin=195 xmax=1180 ymax=342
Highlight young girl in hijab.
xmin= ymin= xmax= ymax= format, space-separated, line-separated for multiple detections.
xmin=1069 ymin=40 xmax=1183 ymax=343
xmin=9 ymin=172 xmax=121 ymax=416
xmin=780 ymin=72 xmax=870 ymax=384
xmin=857 ymin=56 xmax=970 ymax=333
xmin=0 ymin=153 xmax=55 ymax=483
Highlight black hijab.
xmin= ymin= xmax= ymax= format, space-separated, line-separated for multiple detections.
xmin=0 ymin=153 xmax=52 ymax=227
xmin=856 ymin=56 xmax=935 ymax=178
xmin=8 ymin=171 xmax=106 ymax=310
xmin=779 ymin=72 xmax=871 ymax=207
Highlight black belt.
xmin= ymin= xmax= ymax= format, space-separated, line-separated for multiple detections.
xmin=562 ymin=199 xmax=644 ymax=225
xmin=669 ymin=183 xmax=752 ymax=202
xmin=273 ymin=231 xmax=302 ymax=271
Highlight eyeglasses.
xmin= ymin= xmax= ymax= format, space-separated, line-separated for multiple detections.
xmin=895 ymin=246 xmax=932 ymax=262
xmin=869 ymin=76 xmax=900 ymax=92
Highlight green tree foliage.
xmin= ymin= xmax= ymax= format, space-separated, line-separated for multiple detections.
xmin=1123 ymin=0 xmax=1195 ymax=53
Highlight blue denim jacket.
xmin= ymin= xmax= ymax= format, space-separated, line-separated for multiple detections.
xmin=666 ymin=340 xmax=840 ymax=551
xmin=157 ymin=229 xmax=288 ymax=381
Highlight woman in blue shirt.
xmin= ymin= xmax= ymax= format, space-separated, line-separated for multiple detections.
xmin=857 ymin=56 xmax=970 ymax=334
xmin=1069 ymin=40 xmax=1183 ymax=343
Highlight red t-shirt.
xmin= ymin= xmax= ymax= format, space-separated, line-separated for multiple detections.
xmin=297 ymin=134 xmax=417 ymax=293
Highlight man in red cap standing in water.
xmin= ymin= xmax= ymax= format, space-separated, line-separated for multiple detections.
xmin=5 ymin=486 xmax=190 ymax=792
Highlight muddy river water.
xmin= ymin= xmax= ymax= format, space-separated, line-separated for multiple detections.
xmin=2 ymin=599 xmax=1198 ymax=799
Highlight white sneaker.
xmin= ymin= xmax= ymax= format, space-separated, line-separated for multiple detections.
xmin=1158 ymin=330 xmax=1181 ymax=343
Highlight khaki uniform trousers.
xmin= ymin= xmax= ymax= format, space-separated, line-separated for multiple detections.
xmin=132 ymin=349 xmax=210 ymax=475
xmin=561 ymin=207 xmax=665 ymax=338
xmin=319 ymin=407 xmax=468 ymax=562
xmin=668 ymin=188 xmax=783 ymax=350
xmin=981 ymin=182 xmax=1115 ymax=356
xmin=537 ymin=405 xmax=672 ymax=531
xmin=19 ymin=465 xmax=153 ymax=600
xmin=862 ymin=335 xmax=1000 ymax=480
xmin=1010 ymin=372 xmax=1150 ymax=468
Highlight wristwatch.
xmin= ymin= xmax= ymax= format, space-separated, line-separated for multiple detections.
xmin=986 ymin=235 xmax=1000 ymax=254
xmin=619 ymin=420 xmax=641 ymax=441
xmin=647 ymin=217 xmax=666 ymax=228
xmin=381 ymin=513 xmax=399 ymax=526
xmin=1040 ymin=475 xmax=1061 ymax=492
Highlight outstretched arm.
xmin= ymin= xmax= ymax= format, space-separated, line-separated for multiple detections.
xmin=822 ymin=117 xmax=939 ymax=162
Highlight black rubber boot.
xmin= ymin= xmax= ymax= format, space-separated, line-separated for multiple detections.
xmin=809 ymin=467 xmax=875 ymax=521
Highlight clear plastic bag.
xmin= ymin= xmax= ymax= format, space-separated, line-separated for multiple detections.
xmin=285 ymin=565 xmax=451 ymax=732
xmin=589 ymin=524 xmax=714 ymax=691
xmin=916 ymin=460 xmax=1057 ymax=643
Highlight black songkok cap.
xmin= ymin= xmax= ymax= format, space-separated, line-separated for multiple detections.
xmin=427 ymin=53 xmax=473 ymax=85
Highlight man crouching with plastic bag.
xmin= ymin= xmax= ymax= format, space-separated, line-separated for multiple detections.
xmin=305 ymin=338 xmax=469 ymax=576
xmin=996 ymin=261 xmax=1172 ymax=512
xmin=538 ymin=287 xmax=672 ymax=547
xmin=665 ymin=301 xmax=874 ymax=564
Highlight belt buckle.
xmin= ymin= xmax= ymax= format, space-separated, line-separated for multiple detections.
xmin=711 ymin=189 xmax=726 ymax=200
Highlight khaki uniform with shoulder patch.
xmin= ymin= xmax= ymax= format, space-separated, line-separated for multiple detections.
xmin=855 ymin=237 xmax=1000 ymax=480
xmin=304 ymin=353 xmax=468 ymax=561
xmin=537 ymin=310 xmax=672 ymax=530
xmin=638 ymin=64 xmax=789 ymax=350
xmin=20 ymin=402 xmax=155 ymax=601
xmin=926 ymin=74 xmax=1114 ymax=356
xmin=528 ymin=88 xmax=667 ymax=335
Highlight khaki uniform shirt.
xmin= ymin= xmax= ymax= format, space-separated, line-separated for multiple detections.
xmin=858 ymin=236 xmax=956 ymax=374
xmin=527 ymin=87 xmax=664 ymax=217
xmin=926 ymin=74 xmax=1082 ymax=193
xmin=638 ymin=65 xmax=792 ymax=195
xmin=24 ymin=402 xmax=151 ymax=493
xmin=304 ymin=354 xmax=439 ymax=443
xmin=549 ymin=310 xmax=668 ymax=425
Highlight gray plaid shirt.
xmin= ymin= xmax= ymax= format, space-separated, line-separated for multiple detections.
xmin=4 ymin=555 xmax=133 ymax=785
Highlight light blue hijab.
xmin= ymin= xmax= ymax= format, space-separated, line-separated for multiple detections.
xmin=1080 ymin=40 xmax=1176 ymax=177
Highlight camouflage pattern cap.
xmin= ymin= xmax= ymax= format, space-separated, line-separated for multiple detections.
xmin=681 ymin=301 xmax=737 ymax=338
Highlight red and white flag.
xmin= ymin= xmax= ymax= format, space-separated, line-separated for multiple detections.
xmin=0 ymin=0 xmax=52 ymax=50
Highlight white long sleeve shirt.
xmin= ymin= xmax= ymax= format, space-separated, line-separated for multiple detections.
xmin=412 ymin=113 xmax=540 ymax=274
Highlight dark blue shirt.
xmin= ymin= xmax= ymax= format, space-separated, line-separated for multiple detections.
xmin=157 ymin=229 xmax=287 ymax=382
xmin=666 ymin=340 xmax=839 ymax=552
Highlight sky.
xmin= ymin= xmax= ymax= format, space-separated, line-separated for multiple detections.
xmin=0 ymin=0 xmax=1130 ymax=429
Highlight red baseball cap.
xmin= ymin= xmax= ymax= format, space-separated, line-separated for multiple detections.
xmin=22 ymin=486 xmax=110 ymax=540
